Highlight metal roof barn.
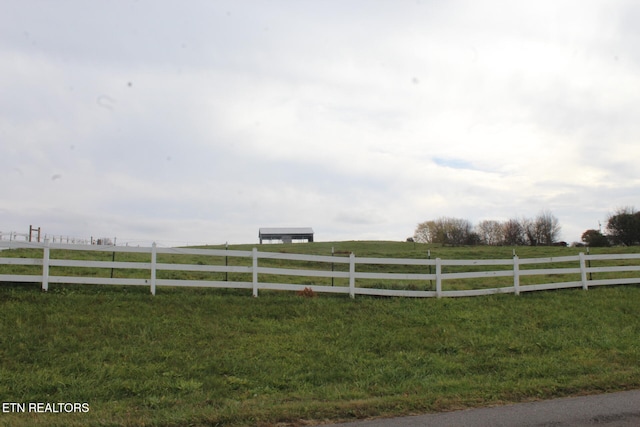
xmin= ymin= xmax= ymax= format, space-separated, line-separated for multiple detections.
xmin=258 ymin=227 xmax=314 ymax=244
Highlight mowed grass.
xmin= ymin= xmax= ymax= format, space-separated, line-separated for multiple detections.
xmin=1 ymin=242 xmax=640 ymax=426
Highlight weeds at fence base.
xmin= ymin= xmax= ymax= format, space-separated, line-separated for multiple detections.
xmin=297 ymin=287 xmax=316 ymax=298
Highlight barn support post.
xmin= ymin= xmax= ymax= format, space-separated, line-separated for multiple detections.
xmin=349 ymin=252 xmax=355 ymax=299
xmin=42 ymin=240 xmax=50 ymax=292
xmin=150 ymin=242 xmax=157 ymax=295
xmin=513 ymin=255 xmax=520 ymax=295
xmin=252 ymin=247 xmax=258 ymax=297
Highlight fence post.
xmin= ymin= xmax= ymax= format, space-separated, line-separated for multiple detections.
xmin=42 ymin=240 xmax=50 ymax=292
xmin=435 ymin=258 xmax=442 ymax=298
xmin=150 ymin=242 xmax=157 ymax=295
xmin=252 ymin=247 xmax=258 ymax=297
xmin=331 ymin=246 xmax=334 ymax=287
xmin=513 ymin=255 xmax=520 ymax=295
xmin=579 ymin=252 xmax=588 ymax=290
xmin=428 ymin=250 xmax=433 ymax=289
xmin=349 ymin=252 xmax=355 ymax=299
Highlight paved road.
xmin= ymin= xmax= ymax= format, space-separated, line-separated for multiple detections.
xmin=322 ymin=390 xmax=640 ymax=427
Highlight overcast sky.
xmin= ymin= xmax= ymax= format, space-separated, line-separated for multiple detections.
xmin=2 ymin=1 xmax=639 ymax=246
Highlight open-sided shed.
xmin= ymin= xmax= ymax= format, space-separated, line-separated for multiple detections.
xmin=259 ymin=227 xmax=314 ymax=244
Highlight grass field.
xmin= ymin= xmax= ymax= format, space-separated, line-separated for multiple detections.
xmin=1 ymin=242 xmax=640 ymax=426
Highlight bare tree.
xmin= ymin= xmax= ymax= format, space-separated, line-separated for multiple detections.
xmin=502 ymin=218 xmax=525 ymax=246
xmin=414 ymin=217 xmax=475 ymax=245
xmin=535 ymin=210 xmax=561 ymax=245
xmin=415 ymin=212 xmax=560 ymax=246
xmin=519 ymin=212 xmax=560 ymax=246
xmin=444 ymin=217 xmax=473 ymax=245
xmin=521 ymin=217 xmax=539 ymax=246
xmin=476 ymin=220 xmax=504 ymax=246
xmin=414 ymin=220 xmax=436 ymax=243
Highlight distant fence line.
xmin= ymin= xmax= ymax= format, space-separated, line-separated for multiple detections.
xmin=1 ymin=241 xmax=640 ymax=298
xmin=0 ymin=232 xmax=30 ymax=242
xmin=0 ymin=231 xmax=91 ymax=245
xmin=0 ymin=232 xmax=220 ymax=248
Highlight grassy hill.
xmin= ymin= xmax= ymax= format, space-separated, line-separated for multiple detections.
xmin=1 ymin=241 xmax=639 ymax=426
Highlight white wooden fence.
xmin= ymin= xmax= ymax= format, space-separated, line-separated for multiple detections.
xmin=1 ymin=241 xmax=639 ymax=298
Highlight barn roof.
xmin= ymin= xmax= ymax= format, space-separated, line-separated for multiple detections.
xmin=259 ymin=227 xmax=314 ymax=235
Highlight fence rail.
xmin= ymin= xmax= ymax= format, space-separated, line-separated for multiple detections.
xmin=1 ymin=241 xmax=640 ymax=298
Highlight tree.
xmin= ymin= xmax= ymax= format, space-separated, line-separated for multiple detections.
xmin=414 ymin=220 xmax=437 ymax=244
xmin=522 ymin=217 xmax=538 ymax=246
xmin=520 ymin=211 xmax=561 ymax=246
xmin=476 ymin=220 xmax=504 ymax=246
xmin=443 ymin=217 xmax=474 ymax=245
xmin=502 ymin=218 xmax=525 ymax=246
xmin=414 ymin=217 xmax=475 ymax=245
xmin=581 ymin=229 xmax=609 ymax=247
xmin=606 ymin=207 xmax=640 ymax=246
xmin=535 ymin=210 xmax=561 ymax=246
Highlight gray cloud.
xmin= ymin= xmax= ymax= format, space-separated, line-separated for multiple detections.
xmin=1 ymin=1 xmax=639 ymax=245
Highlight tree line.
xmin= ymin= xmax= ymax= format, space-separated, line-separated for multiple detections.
xmin=581 ymin=207 xmax=640 ymax=247
xmin=413 ymin=207 xmax=640 ymax=247
xmin=413 ymin=210 xmax=562 ymax=246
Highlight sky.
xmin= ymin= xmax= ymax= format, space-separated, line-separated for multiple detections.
xmin=2 ymin=0 xmax=639 ymax=246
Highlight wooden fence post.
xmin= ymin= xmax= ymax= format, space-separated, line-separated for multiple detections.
xmin=150 ymin=242 xmax=157 ymax=295
xmin=349 ymin=252 xmax=355 ymax=299
xmin=252 ymin=248 xmax=258 ymax=297
xmin=579 ymin=252 xmax=588 ymax=290
xmin=42 ymin=241 xmax=50 ymax=292
xmin=435 ymin=258 xmax=442 ymax=298
xmin=513 ymin=255 xmax=520 ymax=295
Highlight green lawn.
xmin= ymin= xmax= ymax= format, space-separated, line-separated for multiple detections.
xmin=1 ymin=242 xmax=639 ymax=426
